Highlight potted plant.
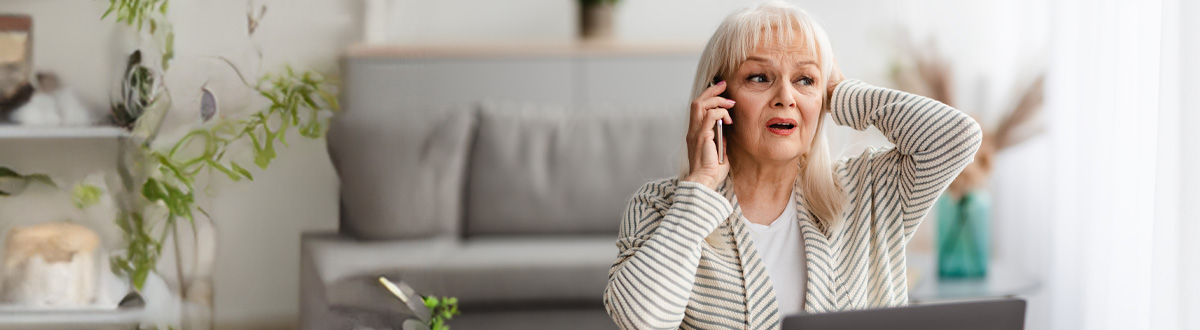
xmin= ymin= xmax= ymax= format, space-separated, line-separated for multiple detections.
xmin=579 ymin=0 xmax=619 ymax=40
xmin=101 ymin=1 xmax=338 ymax=328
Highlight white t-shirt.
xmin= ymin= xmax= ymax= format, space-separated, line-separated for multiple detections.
xmin=743 ymin=192 xmax=807 ymax=316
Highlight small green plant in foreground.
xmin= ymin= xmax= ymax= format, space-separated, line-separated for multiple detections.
xmin=423 ymin=295 xmax=461 ymax=330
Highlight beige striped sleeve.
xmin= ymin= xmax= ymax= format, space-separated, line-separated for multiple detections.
xmin=603 ymin=179 xmax=733 ymax=330
xmin=831 ymin=79 xmax=983 ymax=242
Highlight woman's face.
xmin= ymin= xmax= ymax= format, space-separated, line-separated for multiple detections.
xmin=725 ymin=36 xmax=824 ymax=166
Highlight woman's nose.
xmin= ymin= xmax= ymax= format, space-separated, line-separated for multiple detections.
xmin=772 ymin=84 xmax=797 ymax=108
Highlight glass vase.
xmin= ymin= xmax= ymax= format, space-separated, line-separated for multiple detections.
xmin=169 ymin=212 xmax=218 ymax=330
xmin=936 ymin=190 xmax=990 ymax=278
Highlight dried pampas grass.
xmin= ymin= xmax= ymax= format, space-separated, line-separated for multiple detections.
xmin=890 ymin=36 xmax=1045 ymax=198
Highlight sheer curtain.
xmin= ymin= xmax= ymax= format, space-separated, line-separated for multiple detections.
xmin=1045 ymin=0 xmax=1197 ymax=329
xmin=1177 ymin=0 xmax=1200 ymax=328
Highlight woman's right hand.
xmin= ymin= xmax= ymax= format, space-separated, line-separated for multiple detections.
xmin=683 ymin=81 xmax=735 ymax=191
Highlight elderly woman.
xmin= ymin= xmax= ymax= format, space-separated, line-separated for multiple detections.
xmin=602 ymin=2 xmax=982 ymax=329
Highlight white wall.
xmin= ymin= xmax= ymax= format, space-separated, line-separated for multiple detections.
xmin=1 ymin=0 xmax=1053 ymax=328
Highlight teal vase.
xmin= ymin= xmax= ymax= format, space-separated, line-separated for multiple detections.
xmin=936 ymin=191 xmax=990 ymax=278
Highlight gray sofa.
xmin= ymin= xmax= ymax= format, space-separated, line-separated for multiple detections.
xmin=301 ymin=47 xmax=700 ymax=330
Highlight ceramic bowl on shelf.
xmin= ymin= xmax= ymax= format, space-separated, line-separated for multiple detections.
xmin=1 ymin=222 xmax=100 ymax=308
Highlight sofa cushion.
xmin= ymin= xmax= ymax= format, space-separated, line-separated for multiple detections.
xmin=465 ymin=102 xmax=683 ymax=236
xmin=327 ymin=105 xmax=475 ymax=239
xmin=305 ymin=233 xmax=616 ymax=306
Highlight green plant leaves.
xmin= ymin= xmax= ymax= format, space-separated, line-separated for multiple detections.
xmin=141 ymin=177 xmax=194 ymax=222
xmin=0 ymin=166 xmax=58 ymax=197
xmin=103 ymin=0 xmax=170 ymax=32
xmin=254 ymin=140 xmax=276 ymax=169
xmin=162 ymin=30 xmax=175 ymax=70
xmin=422 ymin=295 xmax=461 ymax=330
xmin=231 ymin=162 xmax=254 ymax=181
xmin=111 ymin=67 xmax=337 ymax=291
xmin=73 ymin=184 xmax=104 ymax=209
xmin=0 ymin=167 xmax=19 ymax=179
xmin=103 ymin=0 xmax=341 ymax=297
xmin=111 ymin=211 xmax=162 ymax=291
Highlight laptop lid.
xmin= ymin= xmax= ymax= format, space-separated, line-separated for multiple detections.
xmin=782 ymin=298 xmax=1026 ymax=330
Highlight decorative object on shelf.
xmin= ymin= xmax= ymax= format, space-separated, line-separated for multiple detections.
xmin=110 ymin=50 xmax=163 ymax=129
xmin=0 ymin=171 xmax=134 ymax=311
xmin=1 ymin=221 xmax=101 ymax=307
xmin=891 ymin=37 xmax=1044 ymax=279
xmin=9 ymin=73 xmax=60 ymax=126
xmin=579 ymin=0 xmax=618 ymax=41
xmin=0 ymin=14 xmax=34 ymax=121
xmin=10 ymin=72 xmax=99 ymax=127
xmin=99 ymin=0 xmax=339 ymax=328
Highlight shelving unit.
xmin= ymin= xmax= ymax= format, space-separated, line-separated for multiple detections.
xmin=0 ymin=124 xmax=142 ymax=329
xmin=0 ymin=307 xmax=143 ymax=330
xmin=0 ymin=126 xmax=128 ymax=139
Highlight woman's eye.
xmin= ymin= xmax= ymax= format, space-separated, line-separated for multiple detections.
xmin=748 ymin=74 xmax=768 ymax=83
xmin=797 ymin=76 xmax=815 ymax=86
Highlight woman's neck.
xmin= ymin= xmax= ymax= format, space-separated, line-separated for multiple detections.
xmin=730 ymin=154 xmax=800 ymax=226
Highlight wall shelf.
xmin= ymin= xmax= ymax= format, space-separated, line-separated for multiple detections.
xmin=0 ymin=126 xmax=129 ymax=140
xmin=0 ymin=306 xmax=143 ymax=330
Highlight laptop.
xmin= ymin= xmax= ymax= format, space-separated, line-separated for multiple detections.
xmin=782 ymin=298 xmax=1026 ymax=330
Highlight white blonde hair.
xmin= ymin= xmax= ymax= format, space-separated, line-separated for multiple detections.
xmin=681 ymin=0 xmax=846 ymax=231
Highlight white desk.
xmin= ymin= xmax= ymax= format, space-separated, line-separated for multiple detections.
xmin=906 ymin=253 xmax=1042 ymax=303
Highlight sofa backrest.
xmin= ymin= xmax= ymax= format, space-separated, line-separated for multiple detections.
xmin=464 ymin=102 xmax=683 ymax=236
xmin=331 ymin=46 xmax=701 ymax=240
xmin=328 ymin=105 xmax=476 ymax=239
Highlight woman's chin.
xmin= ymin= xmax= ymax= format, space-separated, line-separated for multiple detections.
xmin=757 ymin=148 xmax=806 ymax=164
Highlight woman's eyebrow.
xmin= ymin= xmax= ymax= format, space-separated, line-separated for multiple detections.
xmin=744 ymin=56 xmax=817 ymax=69
xmin=793 ymin=60 xmax=818 ymax=67
xmin=745 ymin=56 xmax=772 ymax=64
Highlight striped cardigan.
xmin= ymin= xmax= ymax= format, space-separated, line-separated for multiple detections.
xmin=603 ymin=79 xmax=982 ymax=330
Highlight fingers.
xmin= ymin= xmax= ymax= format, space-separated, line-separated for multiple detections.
xmin=702 ymin=108 xmax=731 ymax=128
xmin=693 ymin=108 xmax=730 ymax=147
xmin=684 ymin=82 xmax=737 ymax=188
xmin=706 ymin=80 xmax=728 ymax=98
xmin=687 ymin=108 xmax=729 ymax=148
xmin=686 ymin=81 xmax=734 ymax=172
xmin=690 ymin=96 xmax=736 ymax=126
xmin=691 ymin=81 xmax=732 ymax=116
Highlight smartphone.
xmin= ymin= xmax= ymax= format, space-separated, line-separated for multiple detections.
xmin=711 ymin=77 xmax=729 ymax=164
xmin=717 ymin=119 xmax=724 ymax=164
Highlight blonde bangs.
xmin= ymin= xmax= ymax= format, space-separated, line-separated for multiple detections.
xmin=691 ymin=1 xmax=834 ymax=101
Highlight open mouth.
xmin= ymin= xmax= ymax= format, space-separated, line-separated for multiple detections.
xmin=765 ymin=118 xmax=798 ymax=135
